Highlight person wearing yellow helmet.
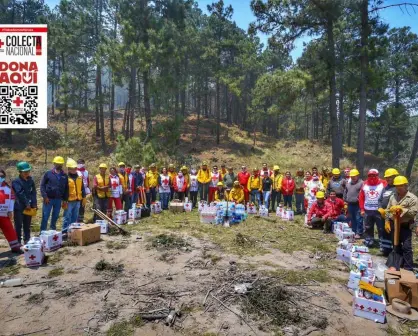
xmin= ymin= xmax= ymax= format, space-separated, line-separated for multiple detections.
xmin=93 ymin=163 xmax=110 ymax=221
xmin=307 ymin=191 xmax=331 ymax=231
xmin=223 ymin=167 xmax=236 ymax=196
xmin=40 ymin=156 xmax=69 ymax=232
xmin=62 ymin=158 xmax=86 ymax=235
xmin=215 ymin=182 xmax=226 ymax=201
xmin=248 ymin=168 xmax=262 ymax=206
xmin=326 ymin=168 xmax=346 ymax=199
xmin=385 ymin=176 xmax=418 ymax=270
xmin=229 ymin=181 xmax=245 ymax=204
xmin=208 ymin=165 xmax=222 ymax=202
xmin=343 ymin=169 xmax=364 ymax=239
xmin=375 ymin=168 xmax=400 ymax=254
xmin=145 ymin=163 xmax=159 ymax=206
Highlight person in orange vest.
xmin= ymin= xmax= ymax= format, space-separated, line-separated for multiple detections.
xmin=197 ymin=161 xmax=211 ymax=202
xmin=62 ymin=158 xmax=86 ymax=234
xmin=208 ymin=165 xmax=222 ymax=202
xmin=237 ymin=166 xmax=250 ymax=203
xmin=145 ymin=163 xmax=159 ymax=206
xmin=93 ymin=163 xmax=110 ymax=221
xmin=229 ymin=181 xmax=245 ymax=204
xmin=168 ymin=164 xmax=177 ymax=201
xmin=220 ymin=164 xmax=227 ymax=176
xmin=0 ymin=169 xmax=20 ymax=252
xmin=107 ymin=167 xmax=124 ymax=217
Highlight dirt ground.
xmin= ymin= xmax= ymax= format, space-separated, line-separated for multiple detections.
xmin=0 ymin=211 xmax=415 ymax=336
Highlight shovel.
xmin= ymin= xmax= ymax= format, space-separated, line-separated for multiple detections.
xmin=386 ymin=212 xmax=403 ymax=271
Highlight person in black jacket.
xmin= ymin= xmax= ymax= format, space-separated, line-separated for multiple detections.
xmin=12 ymin=161 xmax=37 ymax=244
xmin=40 ymin=156 xmax=69 ymax=231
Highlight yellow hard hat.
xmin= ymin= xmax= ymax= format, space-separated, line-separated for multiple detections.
xmin=202 ymin=161 xmax=208 ymax=166
xmin=181 ymin=165 xmax=187 ymax=171
xmin=233 ymin=181 xmax=240 ymax=186
xmin=169 ymin=163 xmax=174 ymax=168
xmin=150 ymin=163 xmax=156 ymax=168
xmin=99 ymin=163 xmax=108 ymax=169
xmin=384 ymin=168 xmax=399 ymax=178
xmin=52 ymin=156 xmax=65 ymax=164
xmin=349 ymin=169 xmax=360 ymax=177
xmin=253 ymin=168 xmax=258 ymax=172
xmin=316 ymin=191 xmax=325 ymax=199
xmin=66 ymin=158 xmax=77 ymax=169
xmin=393 ymin=176 xmax=408 ymax=186
xmin=118 ymin=162 xmax=126 ymax=167
xmin=217 ymin=182 xmax=224 ymax=187
xmin=273 ymin=165 xmax=280 ymax=171
xmin=332 ymin=168 xmax=341 ymax=175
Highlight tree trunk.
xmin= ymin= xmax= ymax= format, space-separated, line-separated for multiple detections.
xmin=51 ymin=56 xmax=55 ymax=115
xmin=348 ymin=100 xmax=353 ymax=147
xmin=143 ymin=70 xmax=152 ymax=140
xmin=95 ymin=66 xmax=100 ymax=137
xmin=196 ymin=90 xmax=201 ymax=141
xmin=338 ymin=86 xmax=344 ymax=158
xmin=110 ymin=3 xmax=117 ymax=140
xmin=356 ymin=0 xmax=369 ymax=176
xmin=62 ymin=54 xmax=68 ymax=138
xmin=98 ymin=65 xmax=106 ymax=151
xmin=326 ymin=17 xmax=339 ymax=168
xmin=216 ymin=80 xmax=220 ymax=144
xmin=405 ymin=124 xmax=418 ymax=179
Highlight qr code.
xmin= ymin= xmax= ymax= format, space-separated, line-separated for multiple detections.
xmin=0 ymin=85 xmax=38 ymax=125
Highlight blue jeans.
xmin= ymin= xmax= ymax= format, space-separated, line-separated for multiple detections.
xmin=348 ymin=203 xmax=363 ymax=235
xmin=40 ymin=198 xmax=62 ymax=231
xmin=160 ymin=192 xmax=170 ymax=210
xmin=146 ymin=187 xmax=157 ymax=207
xmin=62 ymin=201 xmax=81 ymax=233
xmin=283 ymin=195 xmax=292 ymax=208
xmin=250 ymin=190 xmax=261 ymax=206
xmin=364 ymin=210 xmax=384 ymax=248
xmin=295 ymin=193 xmax=305 ymax=213
xmin=263 ymin=191 xmax=271 ymax=209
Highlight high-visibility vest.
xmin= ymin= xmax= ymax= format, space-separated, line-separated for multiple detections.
xmin=95 ymin=174 xmax=110 ymax=198
xmin=68 ymin=176 xmax=83 ymax=201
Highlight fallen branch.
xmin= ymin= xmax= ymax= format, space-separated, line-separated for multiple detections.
xmin=23 ymin=280 xmax=57 ymax=287
xmin=203 ymin=288 xmax=213 ymax=306
xmin=300 ymin=326 xmax=320 ymax=336
xmin=210 ymin=294 xmax=257 ymax=335
xmin=14 ymin=327 xmax=51 ymax=336
xmin=81 ymin=280 xmax=113 ymax=285
xmin=140 ymin=314 xmax=169 ymax=321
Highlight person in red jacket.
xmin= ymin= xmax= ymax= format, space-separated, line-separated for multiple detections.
xmin=281 ymin=171 xmax=295 ymax=209
xmin=359 ymin=169 xmax=388 ymax=248
xmin=237 ymin=166 xmax=250 ymax=203
xmin=307 ymin=191 xmax=331 ymax=231
xmin=173 ymin=171 xmax=187 ymax=201
xmin=325 ymin=190 xmax=347 ymax=233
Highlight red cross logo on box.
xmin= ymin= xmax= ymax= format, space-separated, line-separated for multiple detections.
xmin=53 ymin=235 xmax=59 ymax=241
xmin=359 ymin=305 xmax=364 ymax=310
xmin=29 ymin=255 xmax=36 ymax=260
xmin=0 ymin=39 xmax=4 ymax=48
xmin=13 ymin=96 xmax=24 ymax=107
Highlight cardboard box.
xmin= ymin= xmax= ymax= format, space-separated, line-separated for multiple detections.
xmin=353 ymin=290 xmax=386 ymax=323
xmin=385 ymin=269 xmax=418 ymax=309
xmin=184 ymin=202 xmax=192 ymax=212
xmin=69 ymin=224 xmax=101 ymax=246
xmin=336 ymin=248 xmax=351 ymax=263
xmin=39 ymin=230 xmax=62 ymax=252
xmin=95 ymin=220 xmax=109 ymax=234
xmin=170 ymin=200 xmax=184 ymax=213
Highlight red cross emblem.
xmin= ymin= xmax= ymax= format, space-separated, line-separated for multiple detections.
xmin=111 ymin=180 xmax=118 ymax=189
xmin=13 ymin=96 xmax=24 ymax=107
xmin=382 ymin=311 xmax=386 ymax=315
xmin=373 ymin=308 xmax=378 ymax=313
xmin=0 ymin=190 xmax=5 ymax=204
xmin=212 ymin=176 xmax=217 ymax=181
xmin=163 ymin=179 xmax=169 ymax=185
xmin=367 ymin=189 xmax=378 ymax=199
xmin=368 ymin=307 xmax=372 ymax=311
xmin=0 ymin=39 xmax=4 ymax=48
xmin=29 ymin=255 xmax=36 ymax=260
xmin=53 ymin=235 xmax=59 ymax=241
xmin=359 ymin=305 xmax=364 ymax=310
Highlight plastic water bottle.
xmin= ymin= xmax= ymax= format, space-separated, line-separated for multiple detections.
xmin=0 ymin=278 xmax=23 ymax=287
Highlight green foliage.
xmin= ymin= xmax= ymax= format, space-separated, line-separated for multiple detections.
xmin=115 ymin=135 xmax=156 ymax=167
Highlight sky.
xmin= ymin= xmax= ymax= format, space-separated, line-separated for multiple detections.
xmin=44 ymin=0 xmax=418 ymax=61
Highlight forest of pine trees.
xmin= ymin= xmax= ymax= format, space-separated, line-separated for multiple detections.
xmin=1 ymin=0 xmax=418 ymax=177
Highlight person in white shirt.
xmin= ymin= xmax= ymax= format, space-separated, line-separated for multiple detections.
xmin=107 ymin=167 xmax=124 ymax=218
xmin=76 ymin=159 xmax=90 ymax=222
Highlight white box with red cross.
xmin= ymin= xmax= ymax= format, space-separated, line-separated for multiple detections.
xmin=353 ymin=290 xmax=386 ymax=323
xmin=23 ymin=238 xmax=45 ymax=267
xmin=39 ymin=230 xmax=62 ymax=252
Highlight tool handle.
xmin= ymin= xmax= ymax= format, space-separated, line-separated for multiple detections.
xmin=394 ymin=213 xmax=400 ymax=247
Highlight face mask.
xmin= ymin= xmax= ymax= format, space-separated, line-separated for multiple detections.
xmin=126 ymin=168 xmax=132 ymax=175
xmin=77 ymin=164 xmax=85 ymax=169
xmin=0 ymin=177 xmax=4 ymax=183
xmin=55 ymin=165 xmax=63 ymax=171
xmin=178 ymin=173 xmax=183 ymax=178
xmin=120 ymin=168 xmax=125 ymax=173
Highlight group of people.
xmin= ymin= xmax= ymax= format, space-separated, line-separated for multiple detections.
xmin=0 ymin=158 xmax=416 ymax=272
